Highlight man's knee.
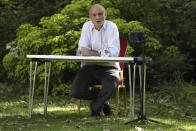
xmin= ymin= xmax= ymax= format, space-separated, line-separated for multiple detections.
xmin=70 ymin=88 xmax=80 ymax=98
xmin=104 ymin=77 xmax=119 ymax=89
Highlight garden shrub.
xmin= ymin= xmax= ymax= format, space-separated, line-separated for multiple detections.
xmin=3 ymin=0 xmax=162 ymax=96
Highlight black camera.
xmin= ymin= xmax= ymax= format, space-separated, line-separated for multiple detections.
xmin=129 ymin=31 xmax=146 ymax=43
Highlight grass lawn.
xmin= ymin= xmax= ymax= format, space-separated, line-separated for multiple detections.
xmin=0 ymin=83 xmax=196 ymax=131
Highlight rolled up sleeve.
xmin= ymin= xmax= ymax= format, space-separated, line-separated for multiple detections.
xmin=78 ymin=23 xmax=91 ymax=50
xmin=107 ymin=24 xmax=120 ymax=57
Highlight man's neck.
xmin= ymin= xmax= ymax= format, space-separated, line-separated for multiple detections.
xmin=95 ymin=25 xmax=103 ymax=31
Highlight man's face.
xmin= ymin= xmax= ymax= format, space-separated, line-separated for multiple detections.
xmin=89 ymin=5 xmax=106 ymax=30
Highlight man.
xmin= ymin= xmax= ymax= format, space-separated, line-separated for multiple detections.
xmin=70 ymin=4 xmax=120 ymax=116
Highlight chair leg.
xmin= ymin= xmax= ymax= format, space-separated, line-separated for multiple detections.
xmin=77 ymin=99 xmax=80 ymax=115
xmin=123 ymin=88 xmax=127 ymax=113
xmin=115 ymin=87 xmax=120 ymax=117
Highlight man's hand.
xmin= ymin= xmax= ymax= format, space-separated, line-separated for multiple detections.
xmin=81 ymin=47 xmax=100 ymax=56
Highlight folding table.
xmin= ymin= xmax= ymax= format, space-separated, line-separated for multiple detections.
xmin=26 ymin=55 xmax=151 ymax=119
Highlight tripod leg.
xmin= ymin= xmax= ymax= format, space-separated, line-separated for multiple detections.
xmin=143 ymin=64 xmax=146 ymax=114
xmin=124 ymin=118 xmax=141 ymax=124
xmin=145 ymin=117 xmax=166 ymax=124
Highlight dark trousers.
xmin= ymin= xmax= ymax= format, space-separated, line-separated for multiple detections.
xmin=70 ymin=65 xmax=120 ymax=112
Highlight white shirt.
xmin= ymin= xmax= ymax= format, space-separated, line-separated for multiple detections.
xmin=78 ymin=20 xmax=120 ymax=70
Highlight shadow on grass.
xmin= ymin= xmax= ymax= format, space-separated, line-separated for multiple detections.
xmin=0 ymin=86 xmax=196 ymax=131
xmin=1 ymin=100 xmax=195 ymax=131
xmin=0 ymin=110 xmax=177 ymax=131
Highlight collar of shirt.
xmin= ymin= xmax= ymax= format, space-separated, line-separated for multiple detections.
xmin=90 ymin=20 xmax=107 ymax=31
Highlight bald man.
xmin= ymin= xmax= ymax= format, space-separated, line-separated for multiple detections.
xmin=70 ymin=4 xmax=120 ymax=117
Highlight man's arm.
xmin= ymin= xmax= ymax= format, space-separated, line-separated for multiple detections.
xmin=107 ymin=23 xmax=120 ymax=57
xmin=81 ymin=47 xmax=100 ymax=56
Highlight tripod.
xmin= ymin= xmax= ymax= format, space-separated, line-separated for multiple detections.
xmin=125 ymin=31 xmax=164 ymax=124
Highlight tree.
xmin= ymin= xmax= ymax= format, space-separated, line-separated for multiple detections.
xmin=111 ymin=0 xmax=195 ymax=82
xmin=0 ymin=0 xmax=71 ymax=82
xmin=3 ymin=0 xmax=161 ymax=95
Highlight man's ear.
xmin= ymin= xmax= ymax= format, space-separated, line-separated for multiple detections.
xmin=105 ymin=12 xmax=107 ymax=17
xmin=89 ymin=13 xmax=91 ymax=19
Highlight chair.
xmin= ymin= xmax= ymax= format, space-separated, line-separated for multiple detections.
xmin=77 ymin=36 xmax=128 ymax=117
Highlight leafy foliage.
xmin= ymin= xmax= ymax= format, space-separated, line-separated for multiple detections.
xmin=3 ymin=0 xmax=161 ymax=95
xmin=2 ymin=0 xmax=195 ymax=96
xmin=111 ymin=0 xmax=195 ymax=80
xmin=0 ymin=0 xmax=71 ymax=82
xmin=148 ymin=55 xmax=193 ymax=86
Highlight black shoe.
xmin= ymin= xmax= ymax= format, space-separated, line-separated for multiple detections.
xmin=103 ymin=102 xmax=111 ymax=116
xmin=90 ymin=102 xmax=100 ymax=117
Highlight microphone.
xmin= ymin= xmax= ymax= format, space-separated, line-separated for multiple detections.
xmin=129 ymin=31 xmax=146 ymax=43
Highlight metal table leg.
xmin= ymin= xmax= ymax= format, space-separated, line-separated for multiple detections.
xmin=44 ymin=62 xmax=51 ymax=116
xmin=128 ymin=64 xmax=133 ymax=119
xmin=139 ymin=65 xmax=142 ymax=112
xmin=128 ymin=63 xmax=137 ymax=120
xmin=132 ymin=63 xmax=136 ymax=119
xmin=28 ymin=61 xmax=37 ymax=119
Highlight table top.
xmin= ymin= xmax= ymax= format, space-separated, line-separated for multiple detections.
xmin=26 ymin=55 xmax=151 ymax=63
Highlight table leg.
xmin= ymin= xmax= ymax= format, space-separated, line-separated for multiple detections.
xmin=28 ymin=61 xmax=37 ymax=119
xmin=129 ymin=63 xmax=137 ymax=120
xmin=128 ymin=64 xmax=132 ymax=119
xmin=44 ymin=62 xmax=51 ymax=116
xmin=139 ymin=64 xmax=142 ymax=110
xmin=132 ymin=63 xmax=136 ymax=120
xmin=28 ymin=61 xmax=32 ymax=119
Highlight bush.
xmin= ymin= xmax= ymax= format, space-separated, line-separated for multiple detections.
xmin=148 ymin=54 xmax=193 ymax=86
xmin=3 ymin=0 xmax=162 ymax=96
